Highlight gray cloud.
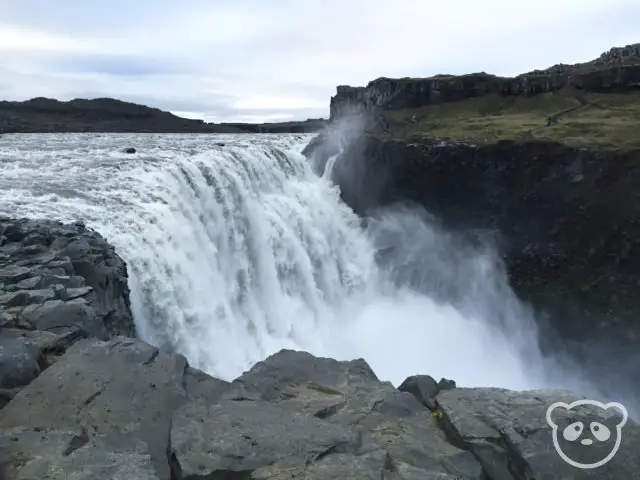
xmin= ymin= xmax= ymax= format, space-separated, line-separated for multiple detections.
xmin=1 ymin=0 xmax=639 ymax=122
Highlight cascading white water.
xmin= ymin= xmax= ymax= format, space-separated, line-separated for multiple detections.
xmin=0 ymin=133 xmax=602 ymax=394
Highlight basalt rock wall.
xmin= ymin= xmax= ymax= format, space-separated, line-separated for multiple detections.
xmin=330 ymin=44 xmax=640 ymax=119
xmin=317 ymin=135 xmax=640 ymax=347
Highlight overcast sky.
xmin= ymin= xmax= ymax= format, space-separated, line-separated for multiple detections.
xmin=1 ymin=1 xmax=638 ymax=123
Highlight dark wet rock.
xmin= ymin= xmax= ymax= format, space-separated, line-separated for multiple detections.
xmin=0 ymin=308 xmax=12 ymax=328
xmin=170 ymin=399 xmax=389 ymax=479
xmin=1 ymin=327 xmax=85 ymax=368
xmin=0 ymin=336 xmax=234 ymax=479
xmin=21 ymin=298 xmax=108 ymax=339
xmin=182 ymin=365 xmax=231 ymax=403
xmin=216 ymin=142 xmax=226 ymax=147
xmin=0 ymin=288 xmax=55 ymax=307
xmin=0 ymin=266 xmax=31 ymax=283
xmin=124 ymin=147 xmax=136 ymax=154
xmin=0 ymin=325 xmax=84 ymax=407
xmin=15 ymin=275 xmax=41 ymax=290
xmin=0 ymin=217 xmax=134 ymax=338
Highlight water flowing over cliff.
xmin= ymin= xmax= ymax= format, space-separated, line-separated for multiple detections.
xmin=0 ymin=132 xmax=608 ymax=398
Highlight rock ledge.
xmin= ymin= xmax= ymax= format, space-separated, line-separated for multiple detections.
xmin=1 ymin=341 xmax=638 ymax=479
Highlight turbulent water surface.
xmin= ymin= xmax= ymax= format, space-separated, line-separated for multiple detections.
xmin=0 ymin=133 xmax=615 ymax=398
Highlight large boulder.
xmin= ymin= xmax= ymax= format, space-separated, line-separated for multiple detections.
xmin=0 ymin=325 xmax=86 ymax=407
xmin=1 ymin=345 xmax=638 ymax=479
xmin=171 ymin=349 xmax=484 ymax=478
xmin=0 ymin=337 xmax=188 ymax=479
xmin=0 ymin=217 xmax=134 ymax=338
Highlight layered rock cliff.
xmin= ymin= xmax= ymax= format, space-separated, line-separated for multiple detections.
xmin=330 ymin=43 xmax=640 ymax=119
xmin=327 ymin=137 xmax=640 ymax=339
xmin=0 ymin=217 xmax=135 ymax=409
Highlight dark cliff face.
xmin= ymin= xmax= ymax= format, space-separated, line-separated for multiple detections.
xmin=309 ymin=41 xmax=640 ymax=406
xmin=318 ymin=43 xmax=640 ymax=340
xmin=314 ymin=134 xmax=640 ymax=342
xmin=330 ymin=74 xmax=507 ymax=119
xmin=330 ymin=44 xmax=640 ymax=119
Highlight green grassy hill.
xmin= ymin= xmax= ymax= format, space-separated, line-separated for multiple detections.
xmin=384 ymin=88 xmax=640 ymax=150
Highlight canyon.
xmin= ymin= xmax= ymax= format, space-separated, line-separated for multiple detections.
xmin=305 ymin=43 xmax=640 ymax=384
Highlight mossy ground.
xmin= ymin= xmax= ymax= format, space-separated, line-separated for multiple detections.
xmin=385 ymin=88 xmax=640 ymax=150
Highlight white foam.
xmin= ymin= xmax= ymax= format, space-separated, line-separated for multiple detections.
xmin=0 ymin=133 xmax=595 ymax=393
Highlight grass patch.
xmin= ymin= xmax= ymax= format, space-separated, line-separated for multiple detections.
xmin=385 ymin=89 xmax=640 ymax=150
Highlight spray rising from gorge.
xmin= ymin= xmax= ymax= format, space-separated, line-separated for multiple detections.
xmin=0 ymin=132 xmax=614 ymax=401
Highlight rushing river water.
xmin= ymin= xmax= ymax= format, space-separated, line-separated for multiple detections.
xmin=0 ymin=132 xmax=629 ymax=411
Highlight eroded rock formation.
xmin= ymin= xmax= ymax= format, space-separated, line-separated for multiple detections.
xmin=330 ymin=43 xmax=640 ymax=119
xmin=0 ymin=217 xmax=133 ymax=338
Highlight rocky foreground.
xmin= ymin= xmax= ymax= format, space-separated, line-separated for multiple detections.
xmin=1 ymin=219 xmax=639 ymax=479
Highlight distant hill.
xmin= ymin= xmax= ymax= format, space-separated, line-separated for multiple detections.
xmin=219 ymin=119 xmax=328 ymax=134
xmin=0 ymin=97 xmax=327 ymax=134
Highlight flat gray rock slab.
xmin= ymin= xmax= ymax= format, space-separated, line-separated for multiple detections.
xmin=170 ymin=398 xmax=387 ymax=479
xmin=0 ymin=337 xmax=187 ymax=479
xmin=0 ymin=426 xmax=159 ymax=480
